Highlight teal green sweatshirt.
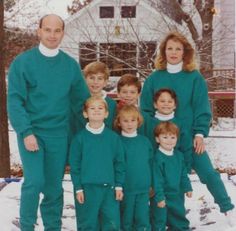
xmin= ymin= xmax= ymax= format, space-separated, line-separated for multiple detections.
xmin=121 ymin=134 xmax=153 ymax=194
xmin=144 ymin=115 xmax=192 ymax=152
xmin=7 ymin=47 xmax=90 ymax=138
xmin=141 ymin=70 xmax=212 ymax=137
xmin=69 ymin=127 xmax=125 ymax=191
xmin=153 ymin=149 xmax=192 ymax=202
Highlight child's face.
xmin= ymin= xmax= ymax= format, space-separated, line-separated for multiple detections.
xmin=119 ymin=114 xmax=138 ymax=134
xmin=156 ymin=133 xmax=177 ymax=151
xmin=83 ymin=100 xmax=108 ymax=122
xmin=154 ymin=92 xmax=176 ymax=115
xmin=165 ymin=39 xmax=184 ymax=65
xmin=117 ymin=85 xmax=140 ymax=106
xmin=86 ymin=73 xmax=107 ymax=96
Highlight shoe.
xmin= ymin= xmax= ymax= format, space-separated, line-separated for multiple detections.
xmin=225 ymin=209 xmax=236 ymax=227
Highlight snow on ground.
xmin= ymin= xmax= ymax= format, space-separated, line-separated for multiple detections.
xmin=1 ymin=118 xmax=236 ymax=230
xmin=0 ymin=174 xmax=236 ymax=231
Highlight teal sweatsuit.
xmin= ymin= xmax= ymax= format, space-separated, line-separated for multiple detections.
xmin=69 ymin=127 xmax=125 ymax=231
xmin=120 ymin=134 xmax=153 ymax=231
xmin=144 ymin=115 xmax=192 ymax=172
xmin=152 ymin=148 xmax=192 ymax=231
xmin=7 ymin=46 xmax=90 ymax=231
xmin=141 ymin=69 xmax=234 ymax=213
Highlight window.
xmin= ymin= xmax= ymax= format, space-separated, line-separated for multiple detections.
xmin=100 ymin=6 xmax=114 ymax=18
xmin=121 ymin=6 xmax=136 ymax=18
xmin=79 ymin=43 xmax=97 ymax=69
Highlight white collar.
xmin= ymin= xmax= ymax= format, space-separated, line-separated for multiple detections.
xmin=86 ymin=123 xmax=105 ymax=134
xmin=121 ymin=130 xmax=137 ymax=137
xmin=167 ymin=61 xmax=183 ymax=73
xmin=39 ymin=42 xmax=59 ymax=57
xmin=155 ymin=111 xmax=175 ymax=121
xmin=101 ymin=90 xmax=107 ymax=99
xmin=159 ymin=146 xmax=174 ymax=156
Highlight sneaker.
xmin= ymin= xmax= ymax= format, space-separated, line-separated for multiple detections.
xmin=225 ymin=209 xmax=236 ymax=227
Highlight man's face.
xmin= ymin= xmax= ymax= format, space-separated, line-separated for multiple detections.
xmin=37 ymin=15 xmax=64 ymax=49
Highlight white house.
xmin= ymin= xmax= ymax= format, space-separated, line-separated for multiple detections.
xmin=61 ymin=0 xmax=235 ymax=82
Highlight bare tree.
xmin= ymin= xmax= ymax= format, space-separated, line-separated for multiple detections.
xmin=66 ymin=0 xmax=222 ymax=80
xmin=0 ymin=0 xmax=11 ymax=177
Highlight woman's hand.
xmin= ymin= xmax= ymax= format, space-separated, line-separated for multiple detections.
xmin=194 ymin=136 xmax=205 ymax=154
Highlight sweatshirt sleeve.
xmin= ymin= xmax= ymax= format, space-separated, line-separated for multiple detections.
xmin=192 ymin=72 xmax=212 ymax=137
xmin=140 ymin=74 xmax=156 ymax=117
xmin=153 ymin=155 xmax=165 ymax=202
xmin=114 ymin=137 xmax=126 ymax=187
xmin=70 ymin=62 xmax=90 ymax=129
xmin=7 ymin=59 xmax=33 ymax=137
xmin=69 ymin=134 xmax=83 ymax=191
xmin=179 ymin=153 xmax=192 ymax=193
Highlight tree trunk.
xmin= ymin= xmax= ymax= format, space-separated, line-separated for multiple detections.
xmin=0 ymin=0 xmax=11 ymax=177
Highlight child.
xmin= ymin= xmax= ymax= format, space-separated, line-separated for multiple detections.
xmin=73 ymin=61 xmax=116 ymax=132
xmin=114 ymin=105 xmax=153 ymax=231
xmin=84 ymin=61 xmax=117 ymax=129
xmin=116 ymin=73 xmax=147 ymax=135
xmin=69 ymin=96 xmax=125 ymax=231
xmin=141 ymin=31 xmax=235 ymax=220
xmin=152 ymin=121 xmax=192 ymax=231
xmin=117 ymin=73 xmax=141 ymax=108
xmin=145 ymin=88 xmax=192 ymax=172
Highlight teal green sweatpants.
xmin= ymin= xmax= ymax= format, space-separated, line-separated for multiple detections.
xmin=121 ymin=193 xmax=150 ymax=231
xmin=192 ymin=150 xmax=234 ymax=213
xmin=150 ymin=194 xmax=190 ymax=231
xmin=75 ymin=184 xmax=120 ymax=231
xmin=17 ymin=135 xmax=68 ymax=231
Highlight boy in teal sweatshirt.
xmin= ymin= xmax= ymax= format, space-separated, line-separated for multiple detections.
xmin=114 ymin=105 xmax=153 ymax=231
xmin=72 ymin=61 xmax=116 ymax=133
xmin=152 ymin=121 xmax=192 ymax=231
xmin=69 ymin=96 xmax=125 ymax=231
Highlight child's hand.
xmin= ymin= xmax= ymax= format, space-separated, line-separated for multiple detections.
xmin=149 ymin=187 xmax=155 ymax=198
xmin=115 ymin=189 xmax=123 ymax=201
xmin=193 ymin=136 xmax=205 ymax=154
xmin=76 ymin=191 xmax=84 ymax=204
xmin=157 ymin=200 xmax=166 ymax=208
xmin=186 ymin=191 xmax=192 ymax=198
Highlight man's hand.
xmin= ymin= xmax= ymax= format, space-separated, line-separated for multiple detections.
xmin=115 ymin=189 xmax=123 ymax=201
xmin=24 ymin=135 xmax=39 ymax=152
xmin=76 ymin=191 xmax=84 ymax=204
xmin=157 ymin=200 xmax=166 ymax=208
xmin=193 ymin=136 xmax=205 ymax=154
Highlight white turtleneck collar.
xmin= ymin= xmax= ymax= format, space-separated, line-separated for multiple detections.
xmin=121 ymin=130 xmax=137 ymax=138
xmin=159 ymin=146 xmax=174 ymax=156
xmin=101 ymin=90 xmax=107 ymax=99
xmin=86 ymin=122 xmax=105 ymax=134
xmin=167 ymin=61 xmax=183 ymax=73
xmin=39 ymin=42 xmax=59 ymax=57
xmin=155 ymin=111 xmax=175 ymax=121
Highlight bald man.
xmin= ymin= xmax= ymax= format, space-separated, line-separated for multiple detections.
xmin=7 ymin=14 xmax=90 ymax=230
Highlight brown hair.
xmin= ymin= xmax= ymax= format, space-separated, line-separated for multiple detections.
xmin=117 ymin=74 xmax=142 ymax=93
xmin=114 ymin=105 xmax=143 ymax=131
xmin=83 ymin=61 xmax=110 ymax=80
xmin=154 ymin=121 xmax=179 ymax=138
xmin=153 ymin=88 xmax=178 ymax=106
xmin=155 ymin=32 xmax=196 ymax=71
xmin=83 ymin=96 xmax=108 ymax=113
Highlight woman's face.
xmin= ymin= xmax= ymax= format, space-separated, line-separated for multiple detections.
xmin=165 ymin=39 xmax=184 ymax=65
